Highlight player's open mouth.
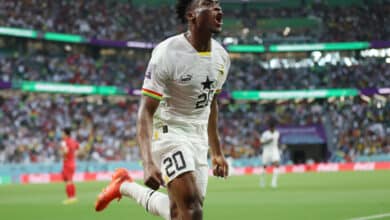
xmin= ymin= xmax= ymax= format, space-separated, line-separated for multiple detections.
xmin=215 ymin=14 xmax=223 ymax=26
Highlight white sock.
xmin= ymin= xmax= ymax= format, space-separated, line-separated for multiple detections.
xmin=271 ymin=167 xmax=279 ymax=188
xmin=260 ymin=168 xmax=266 ymax=187
xmin=120 ymin=182 xmax=170 ymax=220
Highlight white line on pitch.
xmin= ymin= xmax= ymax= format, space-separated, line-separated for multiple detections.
xmin=348 ymin=213 xmax=390 ymax=220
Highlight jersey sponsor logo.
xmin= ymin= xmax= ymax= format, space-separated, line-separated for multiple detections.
xmin=180 ymin=74 xmax=192 ymax=82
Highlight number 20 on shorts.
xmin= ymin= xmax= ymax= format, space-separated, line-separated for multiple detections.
xmin=163 ymin=151 xmax=187 ymax=178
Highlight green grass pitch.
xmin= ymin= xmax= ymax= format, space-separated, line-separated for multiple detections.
xmin=1 ymin=171 xmax=390 ymax=220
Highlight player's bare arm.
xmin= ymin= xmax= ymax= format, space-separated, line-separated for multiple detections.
xmin=60 ymin=141 xmax=68 ymax=158
xmin=136 ymin=95 xmax=164 ymax=190
xmin=208 ymin=97 xmax=228 ymax=178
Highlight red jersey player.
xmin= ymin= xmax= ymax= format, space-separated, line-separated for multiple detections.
xmin=61 ymin=127 xmax=79 ymax=205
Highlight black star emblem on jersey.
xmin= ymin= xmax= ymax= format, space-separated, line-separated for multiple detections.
xmin=201 ymin=76 xmax=214 ymax=90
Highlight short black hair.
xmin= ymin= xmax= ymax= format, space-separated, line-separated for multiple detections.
xmin=63 ymin=127 xmax=71 ymax=136
xmin=268 ymin=117 xmax=278 ymax=128
xmin=176 ymin=0 xmax=194 ymax=24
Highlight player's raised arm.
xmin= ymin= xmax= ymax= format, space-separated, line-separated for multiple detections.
xmin=208 ymin=97 xmax=229 ymax=178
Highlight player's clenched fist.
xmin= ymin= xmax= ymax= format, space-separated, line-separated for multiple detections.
xmin=143 ymin=162 xmax=164 ymax=190
xmin=212 ymin=155 xmax=229 ymax=178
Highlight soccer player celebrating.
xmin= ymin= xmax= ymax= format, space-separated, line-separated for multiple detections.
xmin=95 ymin=0 xmax=230 ymax=219
xmin=259 ymin=118 xmax=281 ymax=188
xmin=61 ymin=127 xmax=79 ymax=204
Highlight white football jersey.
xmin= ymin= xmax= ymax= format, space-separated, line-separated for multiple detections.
xmin=261 ymin=130 xmax=280 ymax=152
xmin=141 ymin=34 xmax=230 ymax=126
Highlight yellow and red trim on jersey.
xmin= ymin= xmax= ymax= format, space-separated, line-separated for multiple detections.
xmin=215 ymin=89 xmax=222 ymax=94
xmin=142 ymin=88 xmax=163 ymax=100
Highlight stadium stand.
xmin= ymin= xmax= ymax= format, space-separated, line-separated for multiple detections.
xmin=0 ymin=92 xmax=388 ymax=164
xmin=0 ymin=0 xmax=388 ymax=43
xmin=1 ymin=52 xmax=389 ymax=90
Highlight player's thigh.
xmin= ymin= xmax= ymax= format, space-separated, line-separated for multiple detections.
xmin=272 ymin=151 xmax=281 ymax=165
xmin=167 ymin=171 xmax=203 ymax=210
xmin=166 ymin=167 xmax=206 ymax=220
xmin=155 ymin=146 xmax=195 ymax=184
xmin=62 ymin=166 xmax=75 ymax=181
xmin=194 ymin=164 xmax=208 ymax=199
xmin=153 ymin=145 xmax=203 ymax=214
xmin=262 ymin=151 xmax=273 ymax=166
xmin=151 ymin=134 xmax=205 ymax=210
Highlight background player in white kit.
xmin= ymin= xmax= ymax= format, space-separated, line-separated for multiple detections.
xmin=95 ymin=1 xmax=230 ymax=219
xmin=259 ymin=118 xmax=281 ymax=188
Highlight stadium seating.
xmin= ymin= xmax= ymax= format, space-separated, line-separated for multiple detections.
xmin=0 ymin=0 xmax=387 ymax=43
xmin=1 ymin=53 xmax=388 ymax=90
xmin=0 ymin=92 xmax=388 ymax=164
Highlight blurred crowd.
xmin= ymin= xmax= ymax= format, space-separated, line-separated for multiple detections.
xmin=1 ymin=53 xmax=389 ymax=91
xmin=315 ymin=3 xmax=388 ymax=42
xmin=0 ymin=0 xmax=387 ymax=43
xmin=236 ymin=1 xmax=388 ymax=43
xmin=227 ymin=58 xmax=390 ymax=90
xmin=0 ymin=93 xmax=388 ymax=164
xmin=219 ymin=98 xmax=389 ymax=161
xmin=0 ymin=0 xmax=178 ymax=43
xmin=0 ymin=94 xmax=140 ymax=164
xmin=328 ymin=98 xmax=390 ymax=162
xmin=0 ymin=53 xmax=147 ymax=89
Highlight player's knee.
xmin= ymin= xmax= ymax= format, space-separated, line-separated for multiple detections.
xmin=183 ymin=194 xmax=203 ymax=218
xmin=186 ymin=201 xmax=202 ymax=219
xmin=192 ymin=205 xmax=203 ymax=219
xmin=170 ymin=202 xmax=179 ymax=219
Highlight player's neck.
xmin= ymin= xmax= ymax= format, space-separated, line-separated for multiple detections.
xmin=185 ymin=29 xmax=212 ymax=52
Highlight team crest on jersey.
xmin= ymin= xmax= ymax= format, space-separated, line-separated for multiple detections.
xmin=180 ymin=74 xmax=192 ymax=82
xmin=201 ymin=76 xmax=216 ymax=90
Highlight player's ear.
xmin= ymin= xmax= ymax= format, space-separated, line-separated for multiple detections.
xmin=186 ymin=10 xmax=196 ymax=22
xmin=186 ymin=0 xmax=198 ymax=23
